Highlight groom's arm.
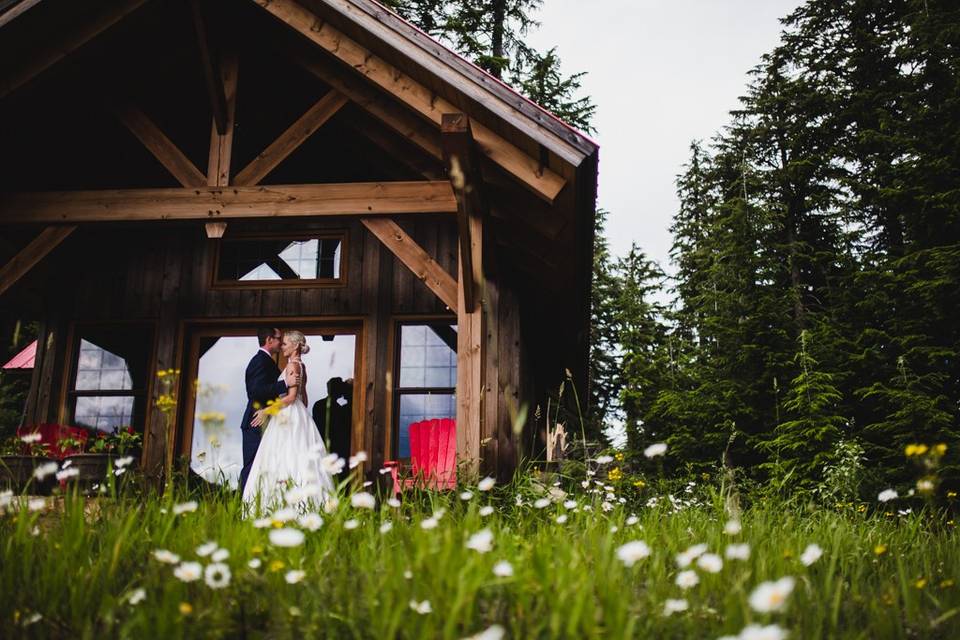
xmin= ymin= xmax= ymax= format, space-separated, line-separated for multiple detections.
xmin=247 ymin=358 xmax=288 ymax=403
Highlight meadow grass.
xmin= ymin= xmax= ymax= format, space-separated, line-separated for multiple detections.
xmin=1 ymin=469 xmax=958 ymax=639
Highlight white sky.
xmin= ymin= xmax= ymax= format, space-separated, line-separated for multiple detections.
xmin=526 ymin=0 xmax=803 ymax=269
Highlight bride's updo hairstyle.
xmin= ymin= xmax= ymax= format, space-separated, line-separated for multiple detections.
xmin=284 ymin=330 xmax=310 ymax=354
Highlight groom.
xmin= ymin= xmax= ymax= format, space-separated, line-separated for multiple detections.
xmin=239 ymin=327 xmax=299 ymax=493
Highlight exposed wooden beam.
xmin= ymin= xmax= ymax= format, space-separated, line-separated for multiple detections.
xmin=0 ymin=182 xmax=459 ymax=223
xmin=0 ymin=0 xmax=148 ymax=99
xmin=207 ymin=50 xmax=238 ymax=188
xmin=253 ymin=0 xmax=567 ymax=203
xmin=206 ymin=49 xmax=238 ymax=237
xmin=0 ymin=226 xmax=76 ymax=297
xmin=456 ymin=230 xmax=483 ymax=475
xmin=112 ymin=102 xmax=207 ymax=187
xmin=441 ymin=113 xmax=487 ymax=312
xmin=0 ymin=0 xmax=43 ymax=29
xmin=234 ymin=90 xmax=348 ymax=186
xmin=361 ymin=217 xmax=458 ymax=312
xmin=288 ymin=47 xmax=443 ymax=162
xmin=190 ymin=0 xmax=229 ymax=135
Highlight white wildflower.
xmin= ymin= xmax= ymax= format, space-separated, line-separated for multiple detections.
xmin=285 ymin=570 xmax=306 ymax=584
xmin=271 ymin=507 xmax=298 ymax=523
xmin=697 ymin=553 xmax=724 ymax=573
xmin=675 ymin=570 xmax=700 ymax=589
xmin=534 ymin=498 xmax=551 ymax=509
xmin=748 ymin=577 xmax=796 ymax=613
xmin=269 ymin=528 xmax=305 ymax=548
xmin=595 ymin=455 xmax=614 ymax=464
xmin=126 ymin=588 xmax=146 ymax=605
xmin=379 ymin=521 xmax=393 ymax=534
xmin=348 ymin=451 xmax=367 ymax=469
xmin=350 ymin=491 xmax=376 ymax=510
xmin=800 ymin=544 xmax=823 ymax=567
xmin=563 ymin=500 xmax=578 ymax=510
xmin=248 ymin=558 xmax=262 ymax=569
xmin=33 ymin=462 xmax=59 ymax=481
xmin=204 ymin=563 xmax=231 ymax=589
xmin=878 ymin=489 xmax=898 ymax=502
xmin=726 ymin=543 xmax=751 ymax=561
xmin=173 ymin=561 xmax=203 ymax=582
xmin=344 ymin=518 xmax=359 ymax=530
xmin=211 ymin=549 xmax=229 ymax=563
xmin=152 ymin=549 xmax=181 ymax=564
xmin=626 ymin=515 xmax=639 ymax=526
xmin=320 ymin=453 xmax=345 ymax=475
xmin=460 ymin=491 xmax=474 ymax=501
xmin=644 ymin=443 xmax=668 ymax=458
xmin=27 ymin=498 xmax=46 ymax=512
xmin=253 ymin=517 xmax=272 ymax=529
xmin=616 ymin=540 xmax=651 ymax=567
xmin=20 ymin=432 xmax=41 ymax=444
xmin=466 ymin=528 xmax=494 ymax=553
xmin=387 ymin=497 xmax=402 ymax=508
xmin=172 ymin=501 xmax=198 ymax=515
xmin=479 ymin=505 xmax=495 ymax=516
xmin=663 ymin=598 xmax=688 ymax=616
xmin=323 ymin=497 xmax=340 ymax=513
xmin=739 ymin=623 xmax=789 ymax=640
xmin=724 ymin=519 xmax=742 ymax=535
xmin=420 ymin=517 xmax=438 ymax=530
xmin=298 ymin=513 xmax=324 ymax=532
xmin=409 ymin=599 xmax=432 ymax=614
xmin=478 ymin=477 xmax=496 ymax=491
xmin=56 ymin=467 xmax=79 ymax=481
xmin=461 ymin=624 xmax=506 ymax=640
xmin=196 ymin=541 xmax=218 ymax=557
xmin=116 ymin=456 xmax=135 ymax=468
xmin=492 ymin=560 xmax=514 ymax=577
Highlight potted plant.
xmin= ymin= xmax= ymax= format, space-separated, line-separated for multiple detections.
xmin=62 ymin=426 xmax=141 ymax=490
xmin=0 ymin=432 xmax=58 ymax=495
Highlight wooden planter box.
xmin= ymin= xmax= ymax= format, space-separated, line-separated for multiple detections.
xmin=61 ymin=453 xmax=138 ymax=492
xmin=0 ymin=455 xmax=58 ymax=495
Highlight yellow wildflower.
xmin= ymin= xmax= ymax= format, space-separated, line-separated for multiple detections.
xmin=251 ymin=545 xmax=263 ymax=555
xmin=633 ymin=479 xmax=646 ymax=489
xmin=915 ymin=578 xmax=927 ymax=589
xmin=947 ymin=491 xmax=957 ymax=499
xmin=614 ymin=452 xmax=625 ymax=462
xmin=874 ymin=544 xmax=887 ymax=556
xmin=783 ymin=549 xmax=794 ymax=560
xmin=940 ymin=579 xmax=955 ymax=589
xmin=905 ymin=444 xmax=929 ymax=457
xmin=269 ymin=560 xmax=286 ymax=573
xmin=179 ymin=602 xmax=193 ymax=616
xmin=857 ymin=504 xmax=867 ymax=513
xmin=933 ymin=443 xmax=947 ymax=456
xmin=608 ymin=467 xmax=623 ymax=482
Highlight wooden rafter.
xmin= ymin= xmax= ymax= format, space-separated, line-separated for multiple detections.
xmin=234 ymin=90 xmax=348 ymax=186
xmin=0 ymin=226 xmax=76 ymax=297
xmin=441 ymin=113 xmax=487 ymax=312
xmin=112 ymin=102 xmax=207 ymax=187
xmin=344 ymin=110 xmax=443 ymax=180
xmin=0 ymin=0 xmax=148 ymax=99
xmin=190 ymin=0 xmax=229 ymax=135
xmin=361 ymin=217 xmax=458 ymax=312
xmin=253 ymin=0 xmax=567 ymax=203
xmin=205 ymin=50 xmax=238 ymax=237
xmin=0 ymin=182 xmax=459 ymax=223
xmin=0 ymin=0 xmax=43 ymax=29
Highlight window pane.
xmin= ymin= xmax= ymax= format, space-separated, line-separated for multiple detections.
xmin=74 ymin=330 xmax=149 ymax=392
xmin=398 ymin=324 xmax=456 ymax=388
xmin=217 ymin=236 xmax=343 ymax=284
xmin=397 ymin=393 xmax=456 ymax=458
xmin=74 ymin=396 xmax=135 ymax=433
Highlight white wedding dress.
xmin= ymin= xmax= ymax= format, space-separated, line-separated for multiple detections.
xmin=242 ymin=362 xmax=336 ymax=512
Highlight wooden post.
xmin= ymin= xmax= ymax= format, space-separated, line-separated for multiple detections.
xmin=456 ymin=227 xmax=484 ymax=477
xmin=205 ymin=50 xmax=238 ymax=237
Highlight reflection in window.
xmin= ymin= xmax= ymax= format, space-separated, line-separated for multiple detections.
xmin=69 ymin=327 xmax=151 ymax=433
xmin=395 ymin=323 xmax=457 ymax=458
xmin=216 ymin=236 xmax=342 ymax=284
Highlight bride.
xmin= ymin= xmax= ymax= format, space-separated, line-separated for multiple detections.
xmin=242 ymin=330 xmax=336 ymax=512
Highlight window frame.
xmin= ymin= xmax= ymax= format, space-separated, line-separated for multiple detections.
xmin=61 ymin=321 xmax=157 ymax=435
xmin=391 ymin=319 xmax=458 ymax=461
xmin=210 ymin=229 xmax=349 ymax=290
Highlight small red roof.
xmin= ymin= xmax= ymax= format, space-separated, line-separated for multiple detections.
xmin=3 ymin=340 xmax=35 ymax=369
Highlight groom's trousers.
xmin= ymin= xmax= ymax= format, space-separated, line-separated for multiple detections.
xmin=239 ymin=426 xmax=262 ymax=494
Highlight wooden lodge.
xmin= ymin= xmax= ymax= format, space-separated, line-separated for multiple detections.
xmin=0 ymin=0 xmax=599 ymax=483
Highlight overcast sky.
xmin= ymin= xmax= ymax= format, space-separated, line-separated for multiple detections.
xmin=526 ymin=0 xmax=803 ymax=270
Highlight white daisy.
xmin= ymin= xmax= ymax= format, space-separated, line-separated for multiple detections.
xmin=196 ymin=541 xmax=218 ymax=557
xmin=644 ymin=443 xmax=668 ymax=458
xmin=348 ymin=451 xmax=368 ymax=469
xmin=563 ymin=500 xmax=578 ymax=510
xmin=298 ymin=513 xmax=324 ymax=531
xmin=269 ymin=528 xmax=305 ymax=547
xmin=172 ymin=501 xmax=198 ymax=515
xmin=533 ymin=498 xmax=551 ymax=509
xmin=492 ymin=560 xmax=514 ymax=577
xmin=675 ymin=570 xmax=699 ymax=589
xmin=878 ymin=488 xmax=898 ymax=502
xmin=27 ymin=498 xmax=46 ymax=512
xmin=479 ymin=505 xmax=495 ymax=516
xmin=663 ymin=598 xmax=688 ymax=616
xmin=409 ymin=599 xmax=432 ymax=614
xmin=420 ymin=517 xmax=438 ymax=530
xmin=626 ymin=515 xmax=639 ymax=526
xmin=248 ymin=558 xmax=262 ymax=569
xmin=748 ymin=577 xmax=796 ymax=613
xmin=271 ymin=507 xmax=298 ymax=523
xmin=387 ymin=498 xmax=402 ymax=508
xmin=739 ymin=623 xmax=789 ymax=640
xmin=478 ymin=477 xmax=496 ymax=491
xmin=466 ymin=528 xmax=494 ymax=553
xmin=697 ymin=553 xmax=723 ymax=573
xmin=615 ymin=540 xmax=651 ymax=567
xmin=285 ymin=570 xmax=306 ymax=584
xmin=595 ymin=455 xmax=614 ymax=464
xmin=379 ymin=521 xmax=393 ymax=534
xmin=800 ymin=544 xmax=823 ymax=567
xmin=33 ymin=461 xmax=59 ymax=481
xmin=211 ymin=549 xmax=230 ymax=563
xmin=56 ymin=467 xmax=80 ymax=481
xmin=204 ymin=563 xmax=231 ymax=589
xmin=350 ymin=492 xmax=376 ymax=510
xmin=726 ymin=543 xmax=751 ymax=561
xmin=460 ymin=491 xmax=474 ymax=501
xmin=173 ymin=561 xmax=203 ymax=582
xmin=462 ymin=624 xmax=506 ymax=640
xmin=152 ymin=549 xmax=181 ymax=564
xmin=116 ymin=456 xmax=135 ymax=468
xmin=126 ymin=588 xmax=146 ymax=605
xmin=320 ymin=453 xmax=345 ymax=475
xmin=344 ymin=519 xmax=360 ymax=530
xmin=724 ymin=519 xmax=742 ymax=535
xmin=253 ymin=517 xmax=272 ymax=529
xmin=20 ymin=432 xmax=42 ymax=444
xmin=556 ymin=514 xmax=568 ymax=524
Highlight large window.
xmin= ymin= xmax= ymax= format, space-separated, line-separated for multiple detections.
xmin=214 ymin=233 xmax=345 ymax=287
xmin=187 ymin=330 xmax=356 ymax=488
xmin=394 ymin=323 xmax=457 ymax=459
xmin=67 ymin=325 xmax=153 ymax=433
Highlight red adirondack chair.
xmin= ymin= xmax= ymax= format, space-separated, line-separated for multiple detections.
xmin=384 ymin=418 xmax=456 ymax=494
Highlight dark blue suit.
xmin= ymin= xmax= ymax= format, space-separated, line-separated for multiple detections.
xmin=239 ymin=350 xmax=288 ymax=493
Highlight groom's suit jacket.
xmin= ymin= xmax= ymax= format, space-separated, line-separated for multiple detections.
xmin=240 ymin=350 xmax=288 ymax=431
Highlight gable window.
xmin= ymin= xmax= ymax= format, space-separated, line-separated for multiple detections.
xmin=214 ymin=233 xmax=345 ymax=287
xmin=394 ymin=322 xmax=457 ymax=458
xmin=67 ymin=325 xmax=153 ymax=433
